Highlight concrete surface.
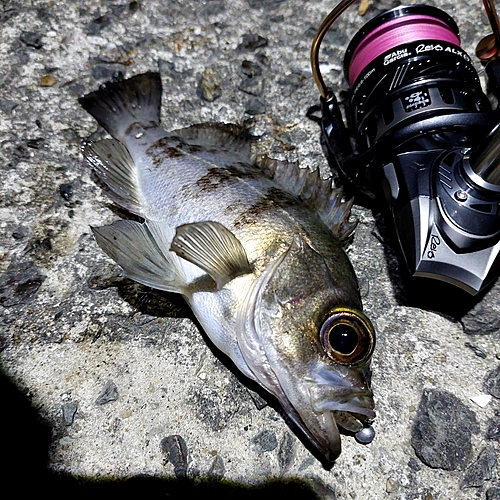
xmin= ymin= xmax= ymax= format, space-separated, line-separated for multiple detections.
xmin=0 ymin=0 xmax=499 ymax=498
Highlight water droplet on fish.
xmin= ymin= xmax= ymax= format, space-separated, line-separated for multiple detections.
xmin=355 ymin=425 xmax=375 ymax=444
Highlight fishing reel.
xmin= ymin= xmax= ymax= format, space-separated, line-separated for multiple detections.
xmin=311 ymin=0 xmax=500 ymax=295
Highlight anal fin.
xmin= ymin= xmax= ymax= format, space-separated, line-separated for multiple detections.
xmin=170 ymin=221 xmax=252 ymax=290
xmin=92 ymin=220 xmax=186 ymax=294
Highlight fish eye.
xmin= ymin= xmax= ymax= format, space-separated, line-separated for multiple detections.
xmin=320 ymin=307 xmax=375 ymax=366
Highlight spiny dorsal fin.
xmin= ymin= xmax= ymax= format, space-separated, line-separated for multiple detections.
xmin=82 ymin=138 xmax=144 ymax=217
xmin=79 ymin=72 xmax=162 ymax=140
xmin=169 ymin=123 xmax=252 ymax=156
xmin=170 ymin=221 xmax=252 ymax=290
xmin=255 ymin=155 xmax=356 ymax=243
xmin=92 ymin=220 xmax=186 ymax=294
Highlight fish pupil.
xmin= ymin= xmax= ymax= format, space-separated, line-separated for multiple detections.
xmin=329 ymin=324 xmax=358 ymax=355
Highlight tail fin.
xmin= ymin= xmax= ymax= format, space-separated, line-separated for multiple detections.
xmin=79 ymin=72 xmax=162 ymax=140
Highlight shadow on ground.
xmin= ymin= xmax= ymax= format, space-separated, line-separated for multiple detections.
xmin=0 ymin=368 xmax=328 ymax=500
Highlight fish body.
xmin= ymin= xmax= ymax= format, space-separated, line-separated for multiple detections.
xmin=79 ymin=72 xmax=376 ymax=463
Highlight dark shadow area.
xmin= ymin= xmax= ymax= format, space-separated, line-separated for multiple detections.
xmin=16 ymin=474 xmax=325 ymax=500
xmin=0 ymin=366 xmax=328 ymax=500
xmin=0 ymin=366 xmax=52 ymax=495
xmin=116 ymin=278 xmax=195 ymax=319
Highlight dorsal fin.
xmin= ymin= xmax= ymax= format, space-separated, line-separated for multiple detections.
xmin=169 ymin=123 xmax=252 ymax=156
xmin=255 ymin=155 xmax=356 ymax=243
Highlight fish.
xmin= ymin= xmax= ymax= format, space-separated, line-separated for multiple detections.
xmin=79 ymin=71 xmax=376 ymax=464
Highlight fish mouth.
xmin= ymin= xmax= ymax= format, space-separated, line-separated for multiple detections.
xmin=304 ymin=386 xmax=375 ymax=462
xmin=309 ymin=384 xmax=375 ymax=419
xmin=291 ymin=363 xmax=375 ymax=463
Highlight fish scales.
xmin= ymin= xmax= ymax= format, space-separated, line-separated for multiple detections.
xmin=79 ymin=72 xmax=376 ymax=464
xmin=116 ymin=123 xmax=345 ymax=284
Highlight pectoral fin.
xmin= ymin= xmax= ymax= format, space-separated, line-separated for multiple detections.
xmin=170 ymin=221 xmax=252 ymax=289
xmin=92 ymin=220 xmax=187 ymax=294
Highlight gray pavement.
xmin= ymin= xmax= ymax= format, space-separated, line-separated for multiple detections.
xmin=0 ymin=0 xmax=499 ymax=498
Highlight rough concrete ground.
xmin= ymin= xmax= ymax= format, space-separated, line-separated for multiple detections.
xmin=0 ymin=0 xmax=499 ymax=498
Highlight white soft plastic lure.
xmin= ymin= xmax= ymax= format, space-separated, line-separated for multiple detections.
xmin=79 ymin=72 xmax=376 ymax=463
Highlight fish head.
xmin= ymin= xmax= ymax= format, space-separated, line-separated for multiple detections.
xmin=237 ymin=235 xmax=375 ymax=463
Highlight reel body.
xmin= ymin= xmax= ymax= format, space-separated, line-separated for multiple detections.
xmin=313 ymin=1 xmax=500 ymax=294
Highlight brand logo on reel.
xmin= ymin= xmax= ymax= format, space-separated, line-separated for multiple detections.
xmin=384 ymin=48 xmax=410 ymax=65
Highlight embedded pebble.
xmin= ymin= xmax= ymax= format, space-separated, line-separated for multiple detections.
xmin=39 ymin=75 xmax=57 ymax=87
xmin=307 ymin=477 xmax=338 ymax=499
xmin=278 ymin=72 xmax=306 ymax=96
xmin=386 ymin=477 xmax=399 ymax=493
xmin=91 ymin=65 xmax=118 ymax=81
xmin=244 ymin=97 xmax=266 ymax=115
xmin=247 ymin=0 xmax=286 ymax=7
xmin=487 ymin=486 xmax=500 ymax=500
xmin=59 ymin=183 xmax=74 ymax=201
xmin=470 ymin=393 xmax=492 ymax=407
xmin=461 ymin=447 xmax=498 ymax=488
xmin=26 ymin=137 xmax=44 ymax=149
xmin=486 ymin=412 xmax=500 ymax=440
xmin=11 ymin=227 xmax=28 ymax=240
xmin=161 ymin=434 xmax=188 ymax=478
xmin=251 ymin=429 xmax=278 ymax=452
xmin=237 ymin=33 xmax=268 ymax=52
xmin=239 ymin=77 xmax=264 ymax=96
xmin=411 ymin=389 xmax=479 ymax=470
xmin=465 ymin=342 xmax=487 ymax=358
xmin=202 ymin=1 xmax=225 ymax=17
xmin=485 ymin=365 xmax=500 ymax=398
xmin=95 ymin=380 xmax=119 ymax=405
xmin=0 ymin=97 xmax=18 ymax=114
xmin=61 ymin=402 xmax=77 ymax=426
xmin=462 ymin=300 xmax=500 ymax=335
xmin=240 ymin=60 xmax=262 ymax=78
xmin=129 ymin=1 xmax=140 ymax=13
xmin=88 ymin=15 xmax=111 ymax=36
xmin=358 ymin=0 xmax=371 ymax=15
xmin=20 ymin=31 xmax=43 ymax=49
xmin=277 ymin=432 xmax=295 ymax=474
xmin=208 ymin=454 xmax=225 ymax=478
xmin=0 ymin=261 xmax=46 ymax=307
xmin=199 ymin=67 xmax=221 ymax=102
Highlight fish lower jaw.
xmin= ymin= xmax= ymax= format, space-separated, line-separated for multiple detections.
xmin=308 ymin=410 xmax=342 ymax=463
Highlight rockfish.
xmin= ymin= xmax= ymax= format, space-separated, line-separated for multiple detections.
xmin=79 ymin=72 xmax=376 ymax=463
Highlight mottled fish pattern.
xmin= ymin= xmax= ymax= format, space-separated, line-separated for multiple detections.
xmin=79 ymin=72 xmax=376 ymax=463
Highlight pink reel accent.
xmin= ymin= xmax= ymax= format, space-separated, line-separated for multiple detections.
xmin=347 ymin=14 xmax=460 ymax=86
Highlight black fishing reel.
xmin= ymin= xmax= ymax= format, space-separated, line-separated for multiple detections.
xmin=311 ymin=0 xmax=500 ymax=295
